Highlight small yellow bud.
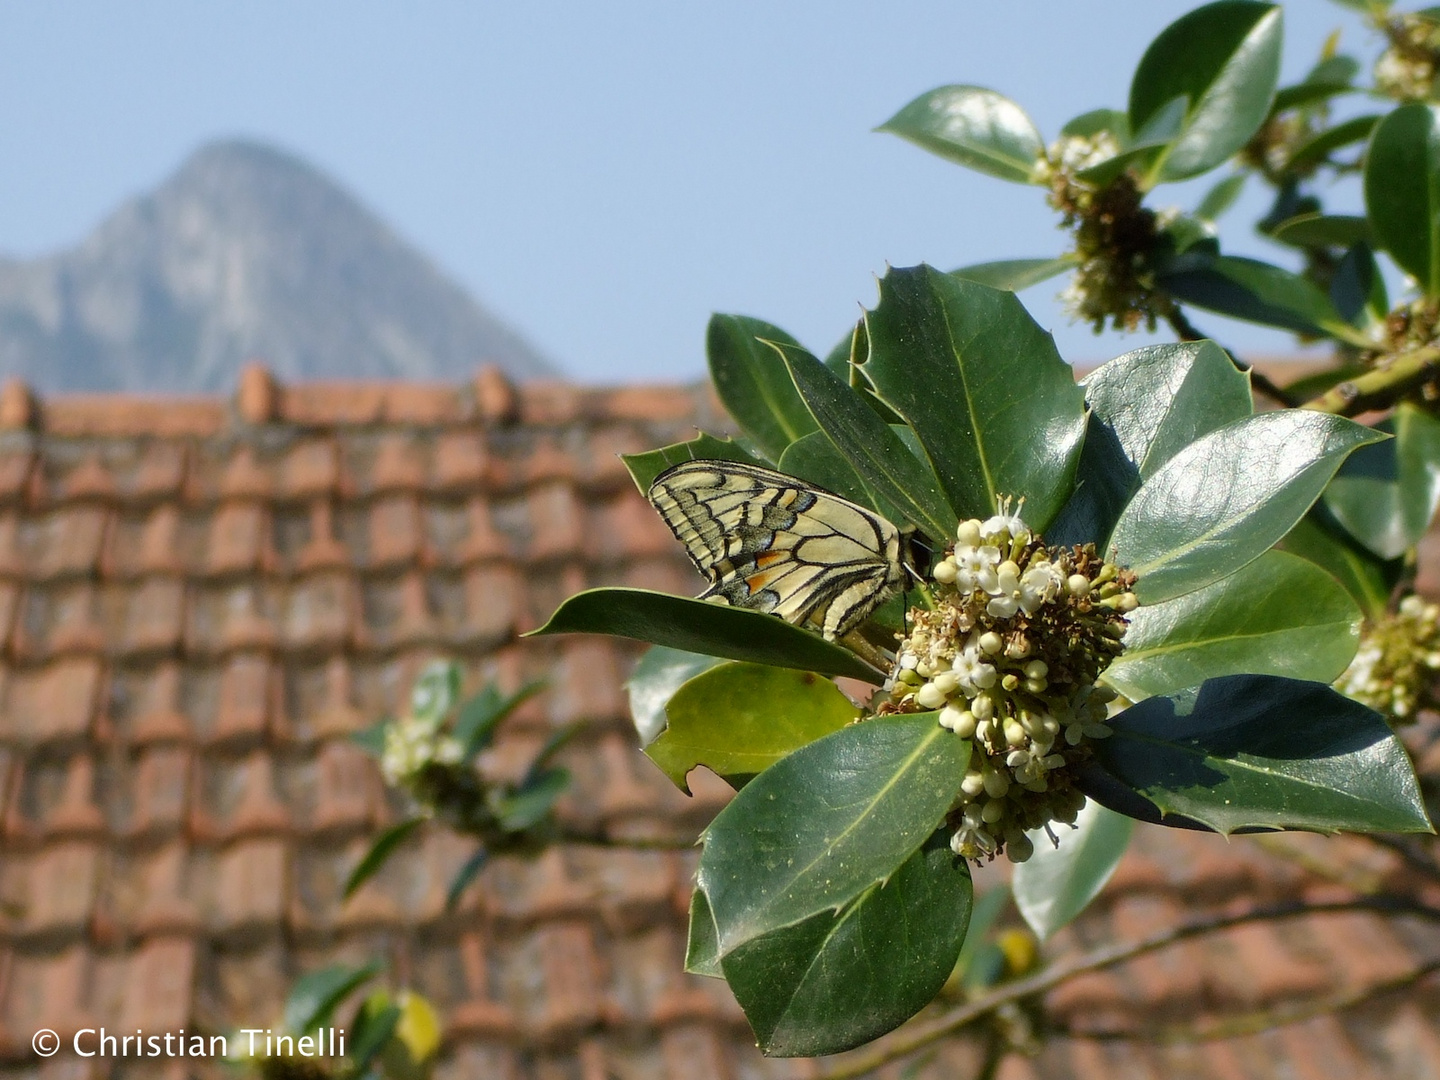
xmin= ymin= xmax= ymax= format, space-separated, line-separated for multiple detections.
xmin=981 ymin=798 xmax=1006 ymax=823
xmin=1004 ymin=719 xmax=1027 ymax=746
xmin=978 ymin=631 xmax=1004 ymax=655
xmin=1001 ymin=673 xmax=1020 ymax=691
xmin=1024 ymin=678 xmax=1048 ymax=694
xmin=957 ymin=520 xmax=982 ymax=546
xmin=933 ymin=671 xmax=961 ymax=696
xmin=1024 ymin=660 xmax=1048 ymax=679
xmin=933 ymin=558 xmax=958 ymax=584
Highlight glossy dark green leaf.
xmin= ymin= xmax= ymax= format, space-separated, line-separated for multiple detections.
xmin=698 ymin=713 xmax=969 ymax=953
xmin=777 ymin=431 xmax=908 ymax=529
xmin=1111 ymin=411 xmax=1384 ymax=603
xmin=1048 ymin=341 xmax=1251 ymax=547
xmin=1281 ymin=509 xmax=1401 ymax=621
xmin=494 ymin=768 xmax=570 ymax=831
xmin=879 ymin=85 xmax=1043 ymax=183
xmin=1366 ymin=103 xmax=1440 ymax=295
xmin=626 ymin=645 xmax=723 ymax=747
xmin=1089 ymin=675 xmax=1433 ymax=834
xmin=720 ymin=833 xmax=972 ymax=1057
xmin=344 ymin=818 xmax=424 ymax=899
xmin=950 ymin=257 xmax=1078 ymax=291
xmin=1157 ymin=254 xmax=1344 ymax=336
xmin=455 ymin=680 xmax=545 ymax=758
xmin=1129 ymin=2 xmax=1283 ymax=182
xmin=775 ymin=340 xmax=956 ymax=539
xmin=1285 ymin=114 xmax=1379 ymax=173
xmin=862 ymin=265 xmax=1086 ymax=533
xmin=622 ymin=431 xmax=764 ymax=494
xmin=645 ymin=662 xmax=860 ymax=793
xmin=1104 ymin=550 xmax=1361 ymax=700
xmin=1094 ymin=340 xmax=1254 ymax=480
xmin=284 ymin=962 xmax=382 ymax=1036
xmin=1269 ymin=213 xmax=1371 ymax=249
xmin=444 ymin=848 xmax=490 ymax=912
xmin=1196 ymin=173 xmax=1247 ymax=222
xmin=1324 ymin=405 xmax=1440 ymax=560
xmin=1013 ymin=800 xmax=1133 ymax=940
xmin=685 ymin=887 xmax=723 ymax=977
xmin=528 ymin=588 xmax=884 ymax=683
xmin=1330 ymin=242 xmax=1388 ymax=329
xmin=707 ymin=315 xmax=819 ymax=461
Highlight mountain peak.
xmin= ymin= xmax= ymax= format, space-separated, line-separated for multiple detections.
xmin=0 ymin=140 xmax=555 ymax=392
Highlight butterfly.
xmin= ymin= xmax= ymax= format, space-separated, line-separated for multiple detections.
xmin=647 ymin=459 xmax=905 ymax=640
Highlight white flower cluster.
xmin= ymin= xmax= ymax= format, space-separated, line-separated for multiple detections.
xmin=380 ymin=712 xmax=464 ymax=789
xmin=890 ymin=503 xmax=1134 ymax=863
xmin=1041 ymin=131 xmax=1122 ymax=177
xmin=1375 ymin=14 xmax=1440 ymax=102
xmin=1337 ymin=595 xmax=1440 ymax=721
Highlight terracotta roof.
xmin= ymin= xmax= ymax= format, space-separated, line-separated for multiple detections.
xmin=0 ymin=365 xmax=1436 ymax=1080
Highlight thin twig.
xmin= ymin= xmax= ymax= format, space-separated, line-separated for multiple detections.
xmin=816 ymin=896 xmax=1440 ymax=1080
xmin=1053 ymin=957 xmax=1440 ymax=1045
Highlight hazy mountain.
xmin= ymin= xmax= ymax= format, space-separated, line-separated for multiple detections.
xmin=0 ymin=140 xmax=555 ymax=392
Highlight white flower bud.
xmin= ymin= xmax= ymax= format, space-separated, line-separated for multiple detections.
xmin=981 ymin=799 xmax=1006 ymax=823
xmin=957 ymin=520 xmax=982 ymax=546
xmin=932 ymin=671 xmax=961 ymax=696
xmin=1067 ymin=573 xmax=1090 ymax=596
xmin=941 ymin=705 xmax=977 ymax=738
xmin=916 ymin=682 xmax=947 ymax=709
xmin=1024 ymin=660 xmax=1049 ymax=679
xmin=1003 ymin=719 xmax=1027 ymax=746
xmin=978 ymin=631 xmax=1004 ymax=655
xmin=960 ymin=770 xmax=986 ymax=797
xmin=971 ymin=694 xmax=994 ymax=721
xmin=933 ymin=558 xmax=958 ymax=584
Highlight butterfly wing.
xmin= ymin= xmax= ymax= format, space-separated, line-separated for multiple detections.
xmin=647 ymin=459 xmax=903 ymax=639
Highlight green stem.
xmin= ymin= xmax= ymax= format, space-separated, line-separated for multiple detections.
xmin=1303 ymin=345 xmax=1440 ymax=415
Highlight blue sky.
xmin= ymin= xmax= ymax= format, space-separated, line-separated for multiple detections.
xmin=0 ymin=2 xmax=1378 ymax=383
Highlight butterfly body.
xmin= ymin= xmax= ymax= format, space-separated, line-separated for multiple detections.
xmin=647 ymin=459 xmax=904 ymax=640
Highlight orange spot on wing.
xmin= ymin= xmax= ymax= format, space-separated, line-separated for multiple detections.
xmin=755 ymin=550 xmax=785 ymax=568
